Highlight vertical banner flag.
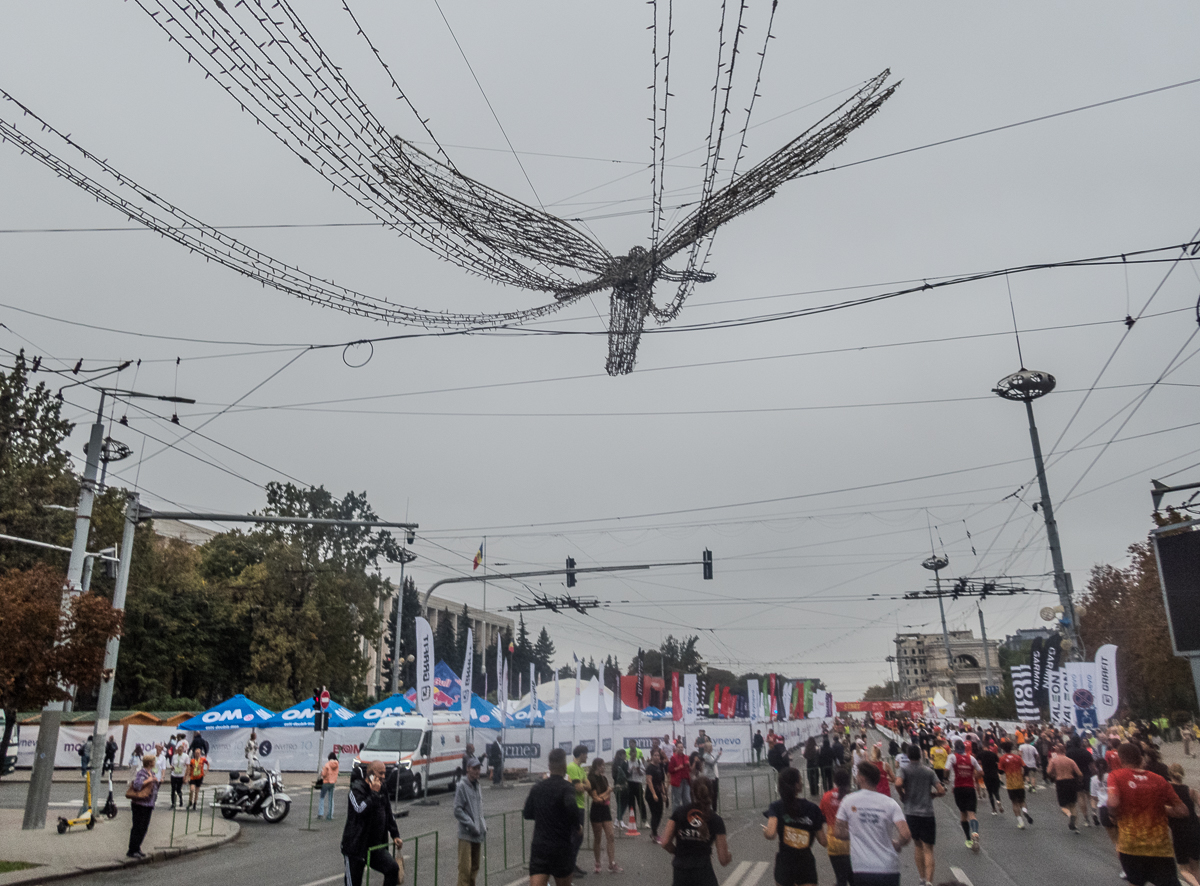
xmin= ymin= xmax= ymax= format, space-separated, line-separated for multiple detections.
xmin=804 ymin=680 xmax=814 ymax=715
xmin=768 ymin=674 xmax=777 ymax=720
xmin=1048 ymin=666 xmax=1067 ymax=723
xmin=614 ymin=671 xmax=621 ymax=720
xmin=780 ymin=683 xmax=790 ymax=721
xmin=672 ymin=672 xmax=682 ymax=721
xmin=1095 ymin=644 xmax=1119 ymax=723
xmin=1011 ymin=664 xmax=1038 ymax=720
xmin=1065 ymin=661 xmax=1099 ymax=729
xmin=573 ymin=654 xmax=582 ymax=729
xmin=598 ymin=662 xmax=607 ymax=721
xmin=530 ymin=662 xmax=538 ymax=724
xmin=811 ymin=689 xmax=827 ymax=719
xmin=1029 ymin=636 xmax=1046 ymax=705
xmin=415 ymin=616 xmax=435 ymax=718
xmin=461 ymin=628 xmax=474 ymax=717
xmin=747 ymin=679 xmax=760 ymax=723
xmin=683 ymin=674 xmax=699 ymax=724
xmin=1042 ymin=634 xmax=1063 ymax=690
xmin=636 ymin=651 xmax=645 ymax=709
xmin=554 ymin=669 xmax=561 ymax=722
xmin=498 ymin=657 xmax=508 ymax=728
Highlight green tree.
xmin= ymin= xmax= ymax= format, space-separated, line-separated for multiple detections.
xmin=433 ymin=609 xmax=457 ymax=672
xmin=0 ymin=352 xmax=78 ymax=571
xmin=381 ymin=575 xmax=419 ymax=695
xmin=533 ymin=627 xmax=555 ymax=682
xmin=453 ymin=603 xmax=472 ymax=676
xmin=862 ymin=682 xmax=899 ymax=701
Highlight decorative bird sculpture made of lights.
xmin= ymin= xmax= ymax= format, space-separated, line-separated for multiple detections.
xmin=0 ymin=1 xmax=897 ymax=374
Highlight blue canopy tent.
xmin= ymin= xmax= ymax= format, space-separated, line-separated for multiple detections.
xmin=342 ymin=693 xmax=413 ymax=727
xmin=178 ymin=694 xmax=275 ymax=731
xmin=468 ymin=695 xmax=505 ymax=729
xmin=509 ymin=698 xmax=552 ymax=727
xmin=261 ymin=697 xmax=356 ymax=728
xmin=640 ymin=707 xmax=670 ymax=721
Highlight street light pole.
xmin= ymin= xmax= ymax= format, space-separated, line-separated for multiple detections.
xmin=87 ymin=492 xmax=138 ymax=795
xmin=993 ymin=369 xmax=1083 ymax=660
xmin=921 ymin=555 xmax=956 ymax=711
xmin=391 ymin=548 xmax=417 ymax=696
xmin=23 ymin=393 xmax=105 ymax=830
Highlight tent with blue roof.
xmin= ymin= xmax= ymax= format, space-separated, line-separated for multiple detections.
xmin=342 ymin=693 xmax=413 ymax=727
xmin=468 ymin=694 xmax=505 ymax=729
xmin=261 ymin=697 xmax=356 ymax=728
xmin=178 ymin=694 xmax=275 ymax=731
xmin=509 ymin=698 xmax=552 ymax=727
xmin=640 ymin=706 xmax=670 ymax=720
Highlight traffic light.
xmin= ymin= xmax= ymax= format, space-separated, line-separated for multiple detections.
xmin=702 ymin=549 xmax=713 ymax=580
xmin=312 ymin=689 xmax=321 ymax=710
xmin=566 ymin=557 xmax=577 ymax=588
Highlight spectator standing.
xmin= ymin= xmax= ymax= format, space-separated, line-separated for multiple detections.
xmin=817 ymin=737 xmax=836 ymax=793
xmin=319 ymin=752 xmax=339 ymax=821
xmin=753 ymin=730 xmax=765 ymax=765
xmin=834 ymin=763 xmax=911 ymax=886
xmin=189 ymin=731 xmax=209 ymax=757
xmin=523 ymin=748 xmax=580 ymax=886
xmin=454 ymin=757 xmax=487 ymax=886
xmin=668 ymin=741 xmax=692 ymax=808
xmin=587 ymin=758 xmax=620 ymax=873
xmin=102 ymin=736 xmax=118 ymax=776
xmin=125 ymin=753 xmax=160 ymax=859
xmin=645 ymin=747 xmax=667 ymax=843
xmin=700 ymin=741 xmax=722 ymax=811
xmin=802 ymin=737 xmax=820 ymax=797
xmin=626 ymin=743 xmax=647 ymax=828
xmin=612 ymin=749 xmax=630 ymax=826
xmin=341 ymin=760 xmax=403 ymax=886
xmin=566 ymin=745 xmax=590 ymax=878
xmin=79 ymin=735 xmax=93 ymax=777
xmin=488 ymin=740 xmax=504 ymax=786
xmin=244 ymin=730 xmax=259 ymax=773
xmin=662 ymin=776 xmax=731 ymax=886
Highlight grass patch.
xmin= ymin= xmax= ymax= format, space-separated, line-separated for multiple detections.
xmin=0 ymin=861 xmax=40 ymax=873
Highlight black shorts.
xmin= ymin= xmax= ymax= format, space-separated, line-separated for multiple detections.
xmin=933 ymin=768 xmax=946 ymax=783
xmin=1174 ymin=827 xmax=1200 ymax=864
xmin=1099 ymin=806 xmax=1115 ymax=829
xmin=1119 ymin=853 xmax=1183 ymax=886
xmin=529 ymin=850 xmax=574 ymax=878
xmin=1055 ymin=779 xmax=1078 ymax=808
xmin=1007 ymin=787 xmax=1026 ymax=805
xmin=984 ymin=775 xmax=1001 ymax=795
xmin=953 ymin=786 xmax=978 ymax=813
xmin=589 ymin=803 xmax=612 ymax=824
xmin=906 ymin=814 xmax=936 ymax=845
xmin=774 ymin=851 xmax=819 ymax=886
xmin=189 ymin=778 xmax=204 ymax=787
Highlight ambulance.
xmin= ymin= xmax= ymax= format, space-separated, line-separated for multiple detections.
xmin=358 ymin=711 xmax=470 ymax=798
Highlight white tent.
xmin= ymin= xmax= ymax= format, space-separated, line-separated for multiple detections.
xmin=539 ymin=677 xmax=642 ymax=719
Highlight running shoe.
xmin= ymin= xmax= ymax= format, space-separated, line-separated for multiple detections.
xmin=1024 ymin=809 xmax=1034 ymax=824
xmin=1017 ymin=818 xmax=1026 ymax=829
xmin=594 ymin=862 xmax=602 ymax=874
xmin=1092 ymin=813 xmax=1101 ymax=827
xmin=991 ymin=809 xmax=998 ymax=816
xmin=998 ymin=804 xmax=1004 ymax=814
xmin=1068 ymin=813 xmax=1078 ymax=832
xmin=609 ymin=864 xmax=623 ymax=873
xmin=971 ymin=834 xmax=981 ymax=853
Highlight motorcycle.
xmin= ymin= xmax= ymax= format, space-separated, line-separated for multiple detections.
xmin=212 ymin=763 xmax=291 ymax=823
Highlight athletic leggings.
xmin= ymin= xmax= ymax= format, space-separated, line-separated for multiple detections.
xmin=647 ymin=790 xmax=664 ymax=837
xmin=985 ymin=777 xmax=1002 ymax=811
xmin=806 ymin=765 xmax=820 ymax=796
xmin=627 ymin=782 xmax=647 ymax=823
xmin=829 ymin=854 xmax=853 ymax=886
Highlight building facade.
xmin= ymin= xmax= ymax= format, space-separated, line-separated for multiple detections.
xmin=893 ymin=629 xmax=1001 ymax=703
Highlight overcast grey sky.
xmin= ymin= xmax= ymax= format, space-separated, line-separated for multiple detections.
xmin=2 ymin=2 xmax=1199 ymax=699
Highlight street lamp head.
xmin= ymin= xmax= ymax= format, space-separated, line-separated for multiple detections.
xmin=921 ymin=555 xmax=949 ymax=572
xmin=993 ymin=368 xmax=1056 ymax=401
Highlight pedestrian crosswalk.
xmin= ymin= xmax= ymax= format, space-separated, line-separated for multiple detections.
xmin=720 ymin=859 xmax=770 ymax=886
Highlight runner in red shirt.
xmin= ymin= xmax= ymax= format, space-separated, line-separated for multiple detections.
xmin=1107 ymin=742 xmax=1187 ymax=886
xmin=999 ymin=739 xmax=1034 ymax=829
xmin=1106 ymin=735 xmax=1124 ymax=775
xmin=947 ymin=739 xmax=984 ymax=852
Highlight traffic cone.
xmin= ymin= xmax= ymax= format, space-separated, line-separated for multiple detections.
xmin=624 ymin=803 xmax=640 ymax=836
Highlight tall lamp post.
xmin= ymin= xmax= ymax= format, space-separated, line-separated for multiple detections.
xmin=992 ymin=368 xmax=1083 ymax=660
xmin=885 ymin=655 xmax=897 ymax=699
xmin=921 ymin=554 xmax=956 ymax=709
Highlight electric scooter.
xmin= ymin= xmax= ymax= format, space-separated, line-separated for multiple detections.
xmin=56 ymin=772 xmax=96 ymax=834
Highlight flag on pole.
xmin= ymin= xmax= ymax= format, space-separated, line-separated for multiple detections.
xmin=472 ymin=543 xmax=484 ymax=570
xmin=461 ymin=628 xmax=474 ymax=717
xmin=573 ymin=654 xmax=582 ymax=729
xmin=672 ymin=672 xmax=682 ymax=721
xmin=415 ymin=616 xmax=435 ymax=718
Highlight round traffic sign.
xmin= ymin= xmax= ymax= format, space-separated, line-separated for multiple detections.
xmin=320 ymin=689 xmax=331 ymax=711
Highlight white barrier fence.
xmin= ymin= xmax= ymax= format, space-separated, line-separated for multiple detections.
xmin=17 ymin=716 xmax=833 ymax=773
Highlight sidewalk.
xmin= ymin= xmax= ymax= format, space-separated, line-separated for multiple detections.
xmin=0 ymin=802 xmax=239 ymax=885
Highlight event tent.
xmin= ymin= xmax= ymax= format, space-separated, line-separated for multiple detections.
xmin=178 ymin=695 xmax=275 ymax=731
xmin=508 ymin=698 xmax=552 ymax=727
xmin=342 ymin=693 xmax=413 ymax=727
xmin=261 ymin=697 xmax=356 ymax=728
xmin=468 ymin=695 xmax=505 ymax=729
xmin=548 ymin=677 xmax=641 ymax=719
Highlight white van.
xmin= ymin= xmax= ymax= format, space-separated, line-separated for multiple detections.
xmin=358 ymin=712 xmax=469 ymax=798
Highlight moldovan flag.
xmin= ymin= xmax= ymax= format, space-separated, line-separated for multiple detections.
xmin=472 ymin=543 xmax=483 ymax=570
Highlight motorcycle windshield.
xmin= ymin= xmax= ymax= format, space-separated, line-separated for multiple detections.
xmin=363 ymin=728 xmax=423 ymax=754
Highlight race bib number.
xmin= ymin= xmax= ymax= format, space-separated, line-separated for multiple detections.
xmin=783 ymin=826 xmax=811 ymax=850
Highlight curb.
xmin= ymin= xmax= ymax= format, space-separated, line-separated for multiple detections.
xmin=0 ymin=823 xmax=240 ymax=886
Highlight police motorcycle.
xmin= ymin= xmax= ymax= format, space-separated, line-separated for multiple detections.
xmin=212 ymin=761 xmax=291 ymax=823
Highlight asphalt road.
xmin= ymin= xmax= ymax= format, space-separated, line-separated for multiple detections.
xmin=4 ymin=763 xmax=1131 ymax=886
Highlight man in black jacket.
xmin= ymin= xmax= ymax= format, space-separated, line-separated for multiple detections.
xmin=342 ymin=761 xmax=403 ymax=886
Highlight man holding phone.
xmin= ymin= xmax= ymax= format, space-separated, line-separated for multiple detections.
xmin=342 ymin=761 xmax=403 ymax=886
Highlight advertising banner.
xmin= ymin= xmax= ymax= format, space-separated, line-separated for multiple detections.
xmin=1011 ymin=664 xmax=1038 ymax=720
xmin=461 ymin=628 xmax=474 ymax=717
xmin=747 ymin=680 xmax=760 ymax=723
xmin=672 ymin=672 xmax=682 ymax=721
xmin=414 ymin=616 xmax=435 ymax=718
xmin=1029 ymin=636 xmax=1045 ymax=704
xmin=683 ymin=674 xmax=698 ymax=724
xmin=1095 ymin=644 xmax=1120 ymax=722
xmin=1048 ymin=667 xmax=1067 ymax=724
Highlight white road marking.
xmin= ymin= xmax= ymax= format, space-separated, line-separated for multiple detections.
xmin=48 ymin=801 xmax=84 ymax=807
xmin=721 ymin=860 xmax=751 ymax=886
xmin=501 ymin=878 xmax=527 ymax=886
xmin=951 ymin=866 xmax=975 ymax=886
xmin=296 ymin=875 xmax=343 ymax=886
xmin=740 ymin=860 xmax=770 ymax=886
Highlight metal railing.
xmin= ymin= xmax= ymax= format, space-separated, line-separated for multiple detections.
xmin=166 ymin=786 xmax=218 ymax=847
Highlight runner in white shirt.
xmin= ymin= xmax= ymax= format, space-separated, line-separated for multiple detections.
xmin=835 ymin=762 xmax=911 ymax=886
xmin=1018 ymin=740 xmax=1040 ymax=792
